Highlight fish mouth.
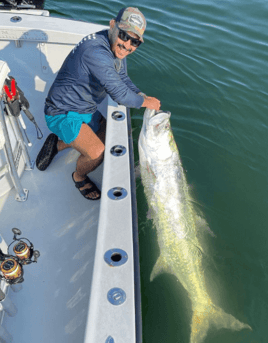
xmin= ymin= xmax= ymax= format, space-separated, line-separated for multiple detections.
xmin=148 ymin=110 xmax=171 ymax=127
xmin=144 ymin=109 xmax=171 ymax=122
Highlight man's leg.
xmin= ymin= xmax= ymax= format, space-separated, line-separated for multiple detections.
xmin=57 ymin=140 xmax=71 ymax=152
xmin=70 ymin=123 xmax=105 ymax=199
xmin=58 ymin=116 xmax=106 ymax=152
xmin=96 ymin=116 xmax=106 ymax=145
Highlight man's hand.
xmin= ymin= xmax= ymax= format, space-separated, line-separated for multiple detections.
xmin=142 ymin=96 xmax=161 ymax=110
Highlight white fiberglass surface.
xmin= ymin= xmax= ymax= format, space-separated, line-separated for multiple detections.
xmin=1 ymin=156 xmax=102 ymax=342
xmin=0 ymin=89 xmax=104 ymax=341
xmin=0 ymin=28 xmax=104 ymax=341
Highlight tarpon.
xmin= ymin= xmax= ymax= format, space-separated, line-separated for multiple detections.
xmin=138 ymin=109 xmax=251 ymax=343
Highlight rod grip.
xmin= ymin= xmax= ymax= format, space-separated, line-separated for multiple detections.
xmin=22 ymin=107 xmax=34 ymax=121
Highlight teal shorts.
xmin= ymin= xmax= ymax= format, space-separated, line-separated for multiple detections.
xmin=45 ymin=110 xmax=102 ymax=144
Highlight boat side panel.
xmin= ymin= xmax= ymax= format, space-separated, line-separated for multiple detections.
xmin=84 ymin=99 xmax=137 ymax=343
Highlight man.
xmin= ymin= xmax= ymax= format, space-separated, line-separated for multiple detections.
xmin=36 ymin=7 xmax=161 ymax=200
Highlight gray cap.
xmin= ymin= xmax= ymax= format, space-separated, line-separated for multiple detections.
xmin=115 ymin=7 xmax=146 ymax=42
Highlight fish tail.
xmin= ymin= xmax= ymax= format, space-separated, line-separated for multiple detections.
xmin=190 ymin=302 xmax=251 ymax=343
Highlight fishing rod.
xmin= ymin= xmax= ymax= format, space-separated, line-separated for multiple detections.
xmin=3 ymin=76 xmax=43 ymax=143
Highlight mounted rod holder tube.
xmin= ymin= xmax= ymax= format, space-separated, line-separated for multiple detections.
xmin=5 ymin=106 xmax=33 ymax=170
xmin=0 ymin=102 xmax=26 ymax=201
xmin=0 ymin=325 xmax=13 ymax=343
xmin=0 ymin=295 xmax=17 ymax=317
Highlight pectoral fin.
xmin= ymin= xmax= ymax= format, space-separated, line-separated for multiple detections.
xmin=150 ymin=255 xmax=171 ymax=282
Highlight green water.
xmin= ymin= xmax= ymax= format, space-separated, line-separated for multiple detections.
xmin=47 ymin=1 xmax=268 ymax=342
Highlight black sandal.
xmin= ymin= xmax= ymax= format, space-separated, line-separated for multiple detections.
xmin=72 ymin=172 xmax=101 ymax=200
xmin=36 ymin=133 xmax=58 ymax=171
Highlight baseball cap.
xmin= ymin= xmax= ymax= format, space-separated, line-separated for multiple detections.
xmin=115 ymin=7 xmax=146 ymax=42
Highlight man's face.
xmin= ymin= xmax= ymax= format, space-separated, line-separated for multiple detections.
xmin=110 ymin=20 xmax=140 ymax=59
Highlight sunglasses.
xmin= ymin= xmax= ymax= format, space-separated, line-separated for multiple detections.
xmin=118 ymin=28 xmax=142 ymax=48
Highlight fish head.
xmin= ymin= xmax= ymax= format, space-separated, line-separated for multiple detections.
xmin=142 ymin=109 xmax=173 ymax=161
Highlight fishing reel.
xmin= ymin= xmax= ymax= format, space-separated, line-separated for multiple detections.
xmin=0 ymin=228 xmax=40 ymax=284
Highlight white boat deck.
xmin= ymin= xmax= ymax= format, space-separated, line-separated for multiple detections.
xmin=0 ymin=8 xmax=141 ymax=343
xmin=1 ymin=140 xmax=102 ymax=342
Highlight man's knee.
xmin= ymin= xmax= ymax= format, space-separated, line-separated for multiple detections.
xmin=96 ymin=147 xmax=105 ymax=161
xmin=86 ymin=144 xmax=105 ymax=160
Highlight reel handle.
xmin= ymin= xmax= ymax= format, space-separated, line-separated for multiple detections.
xmin=33 ymin=250 xmax=40 ymax=262
xmin=12 ymin=228 xmax=21 ymax=241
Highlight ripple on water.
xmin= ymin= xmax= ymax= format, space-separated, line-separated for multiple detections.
xmin=46 ymin=1 xmax=268 ymax=341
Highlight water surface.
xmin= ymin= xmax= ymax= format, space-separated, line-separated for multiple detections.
xmin=46 ymin=1 xmax=268 ymax=341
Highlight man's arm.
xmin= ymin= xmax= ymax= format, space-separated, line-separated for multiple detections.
xmin=119 ymin=59 xmax=141 ymax=94
xmin=119 ymin=60 xmax=161 ymax=110
xmin=119 ymin=69 xmax=141 ymax=94
xmin=82 ymin=47 xmax=161 ymax=110
xmin=82 ymin=47 xmax=144 ymax=108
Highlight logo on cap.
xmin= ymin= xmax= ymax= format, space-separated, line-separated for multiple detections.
xmin=128 ymin=14 xmax=143 ymax=29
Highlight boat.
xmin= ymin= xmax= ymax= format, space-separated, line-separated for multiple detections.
xmin=0 ymin=1 xmax=142 ymax=342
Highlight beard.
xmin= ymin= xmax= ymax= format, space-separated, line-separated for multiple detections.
xmin=108 ymin=23 xmax=119 ymax=46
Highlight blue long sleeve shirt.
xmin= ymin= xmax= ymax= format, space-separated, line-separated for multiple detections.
xmin=45 ymin=30 xmax=144 ymax=117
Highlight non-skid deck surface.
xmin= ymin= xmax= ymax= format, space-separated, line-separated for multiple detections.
xmin=0 ymin=142 xmax=103 ymax=342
